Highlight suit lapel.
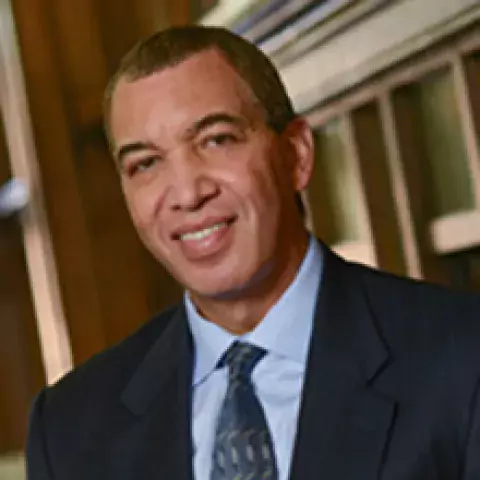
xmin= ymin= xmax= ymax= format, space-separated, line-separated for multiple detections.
xmin=103 ymin=245 xmax=396 ymax=479
xmin=290 ymin=247 xmax=396 ymax=480
xmin=116 ymin=306 xmax=194 ymax=480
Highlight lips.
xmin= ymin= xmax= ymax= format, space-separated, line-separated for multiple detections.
xmin=172 ymin=216 xmax=237 ymax=260
xmin=179 ymin=221 xmax=228 ymax=241
xmin=172 ymin=216 xmax=236 ymax=241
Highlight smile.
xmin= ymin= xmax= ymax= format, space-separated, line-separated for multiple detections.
xmin=179 ymin=222 xmax=228 ymax=242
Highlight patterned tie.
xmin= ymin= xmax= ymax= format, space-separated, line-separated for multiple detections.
xmin=210 ymin=341 xmax=278 ymax=480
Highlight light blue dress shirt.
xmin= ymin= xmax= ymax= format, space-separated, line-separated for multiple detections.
xmin=185 ymin=237 xmax=323 ymax=480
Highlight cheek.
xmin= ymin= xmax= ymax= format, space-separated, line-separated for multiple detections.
xmin=228 ymin=168 xmax=283 ymax=238
xmin=243 ymin=152 xmax=286 ymax=205
xmin=123 ymin=185 xmax=158 ymax=233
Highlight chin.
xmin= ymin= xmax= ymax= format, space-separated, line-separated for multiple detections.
xmin=188 ymin=267 xmax=268 ymax=302
xmin=188 ymin=282 xmax=240 ymax=301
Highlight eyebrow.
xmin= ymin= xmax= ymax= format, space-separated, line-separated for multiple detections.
xmin=115 ymin=112 xmax=248 ymax=165
xmin=115 ymin=141 xmax=157 ymax=166
xmin=182 ymin=112 xmax=248 ymax=141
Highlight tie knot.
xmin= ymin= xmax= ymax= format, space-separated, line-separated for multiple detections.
xmin=220 ymin=342 xmax=266 ymax=379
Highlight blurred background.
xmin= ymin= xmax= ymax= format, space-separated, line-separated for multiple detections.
xmin=0 ymin=0 xmax=479 ymax=477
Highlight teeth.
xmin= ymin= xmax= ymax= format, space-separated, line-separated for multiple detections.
xmin=180 ymin=222 xmax=227 ymax=241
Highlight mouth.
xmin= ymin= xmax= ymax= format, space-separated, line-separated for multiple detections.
xmin=172 ymin=217 xmax=237 ymax=260
xmin=179 ymin=221 xmax=227 ymax=241
xmin=173 ymin=217 xmax=236 ymax=242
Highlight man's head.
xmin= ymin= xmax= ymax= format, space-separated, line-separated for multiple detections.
xmin=104 ymin=26 xmax=296 ymax=144
xmin=106 ymin=26 xmax=314 ymax=305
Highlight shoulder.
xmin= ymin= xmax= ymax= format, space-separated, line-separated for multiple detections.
xmin=347 ymin=259 xmax=480 ymax=367
xmin=39 ymin=303 xmax=182 ymax=417
xmin=321 ymin=243 xmax=480 ymax=324
xmin=352 ymin=260 xmax=480 ymax=320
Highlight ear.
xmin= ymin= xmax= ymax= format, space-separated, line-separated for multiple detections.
xmin=281 ymin=117 xmax=315 ymax=192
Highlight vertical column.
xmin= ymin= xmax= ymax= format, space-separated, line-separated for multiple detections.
xmin=1 ymin=0 xmax=73 ymax=383
xmin=0 ymin=124 xmax=45 ymax=452
xmin=11 ymin=0 xmax=182 ymax=366
xmin=350 ymin=101 xmax=407 ymax=276
xmin=379 ymin=93 xmax=422 ymax=278
xmin=11 ymin=0 xmax=109 ymax=364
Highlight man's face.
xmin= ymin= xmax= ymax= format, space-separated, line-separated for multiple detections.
xmin=110 ymin=49 xmax=313 ymax=300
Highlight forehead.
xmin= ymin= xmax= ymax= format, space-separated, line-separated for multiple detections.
xmin=109 ymin=49 xmax=260 ymax=141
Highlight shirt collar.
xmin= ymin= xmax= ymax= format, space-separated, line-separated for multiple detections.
xmin=185 ymin=236 xmax=323 ymax=386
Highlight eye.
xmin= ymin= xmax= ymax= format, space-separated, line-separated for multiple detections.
xmin=202 ymin=133 xmax=238 ymax=148
xmin=125 ymin=156 xmax=160 ymax=178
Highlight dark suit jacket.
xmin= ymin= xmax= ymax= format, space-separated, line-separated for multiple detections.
xmin=27 ymin=246 xmax=480 ymax=479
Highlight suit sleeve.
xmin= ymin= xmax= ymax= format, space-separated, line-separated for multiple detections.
xmin=26 ymin=389 xmax=54 ymax=480
xmin=464 ymin=377 xmax=480 ymax=479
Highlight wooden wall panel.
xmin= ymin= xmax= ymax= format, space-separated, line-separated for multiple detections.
xmin=167 ymin=0 xmax=191 ymax=26
xmin=11 ymin=0 xmax=107 ymax=364
xmin=78 ymin=140 xmax=153 ymax=346
xmin=9 ymin=0 xmax=182 ymax=370
xmin=0 ymin=0 xmax=188 ymax=452
xmin=47 ymin=0 xmax=109 ymax=129
xmin=0 ymin=124 xmax=44 ymax=453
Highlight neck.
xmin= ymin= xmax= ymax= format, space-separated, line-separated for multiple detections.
xmin=189 ymin=231 xmax=310 ymax=335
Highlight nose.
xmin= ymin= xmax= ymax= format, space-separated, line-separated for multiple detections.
xmin=167 ymin=148 xmax=219 ymax=212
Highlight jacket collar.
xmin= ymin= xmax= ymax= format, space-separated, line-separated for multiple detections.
xmin=121 ymin=304 xmax=192 ymax=416
xmin=290 ymin=244 xmax=394 ymax=480
xmin=118 ymin=305 xmax=194 ymax=480
xmin=118 ymin=242 xmax=395 ymax=480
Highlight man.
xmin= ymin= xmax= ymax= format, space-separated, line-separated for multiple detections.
xmin=27 ymin=26 xmax=480 ymax=480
